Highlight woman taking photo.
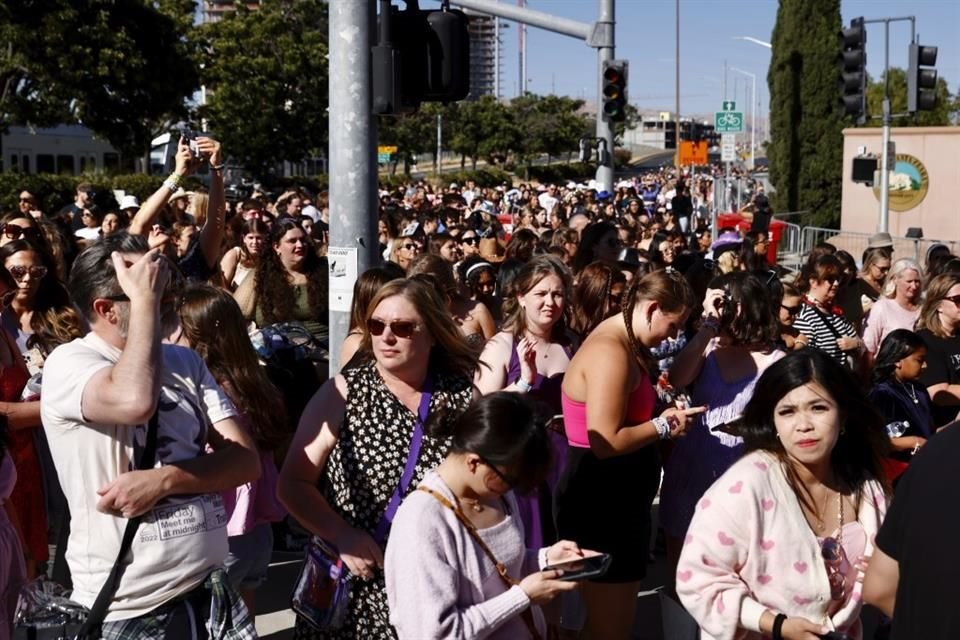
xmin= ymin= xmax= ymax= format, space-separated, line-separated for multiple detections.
xmin=234 ymin=217 xmax=328 ymax=341
xmin=385 ymin=392 xmax=584 ymax=640
xmin=677 ymin=349 xmax=888 ymax=640
xmin=278 ymin=278 xmax=476 ymax=640
xmin=556 ymin=269 xmax=706 ymax=639
xmin=662 ymin=272 xmax=784 ymax=568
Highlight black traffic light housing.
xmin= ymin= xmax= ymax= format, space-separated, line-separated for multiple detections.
xmin=907 ymin=42 xmax=938 ymax=113
xmin=373 ymin=1 xmax=470 ymax=115
xmin=840 ymin=17 xmax=867 ymax=123
xmin=601 ymin=59 xmax=628 ymax=122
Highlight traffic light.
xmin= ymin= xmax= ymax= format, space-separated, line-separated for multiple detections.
xmin=664 ymin=122 xmax=676 ymax=150
xmin=373 ymin=4 xmax=470 ymax=115
xmin=601 ymin=60 xmax=628 ymax=122
xmin=907 ymin=42 xmax=938 ymax=112
xmin=839 ymin=17 xmax=867 ymax=122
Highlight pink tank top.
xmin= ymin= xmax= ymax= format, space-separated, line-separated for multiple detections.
xmin=561 ymin=371 xmax=656 ymax=449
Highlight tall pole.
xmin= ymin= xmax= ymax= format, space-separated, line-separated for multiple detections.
xmin=674 ymin=0 xmax=680 ymax=170
xmin=595 ymin=0 xmax=615 ymax=191
xmin=328 ymin=0 xmax=378 ymax=374
xmin=878 ymin=20 xmax=892 ymax=233
xmin=731 ymin=67 xmax=756 ymax=170
xmin=436 ymin=113 xmax=443 ymax=175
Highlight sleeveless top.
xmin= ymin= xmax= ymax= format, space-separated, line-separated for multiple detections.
xmin=561 ymin=370 xmax=656 ymax=449
xmin=506 ymin=337 xmax=574 ymax=415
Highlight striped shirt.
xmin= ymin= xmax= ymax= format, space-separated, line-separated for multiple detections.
xmin=793 ymin=303 xmax=857 ymax=363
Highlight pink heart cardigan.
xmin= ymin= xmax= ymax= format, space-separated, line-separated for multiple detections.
xmin=676 ymin=450 xmax=888 ymax=640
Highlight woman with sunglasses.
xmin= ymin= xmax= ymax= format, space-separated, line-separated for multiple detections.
xmin=793 ymin=254 xmax=864 ymax=368
xmin=278 ymin=278 xmax=476 ymax=640
xmin=0 ymin=213 xmax=42 ymax=249
xmin=778 ymin=283 xmax=809 ymax=351
xmin=915 ymin=273 xmax=960 ymax=429
xmin=385 ymin=392 xmax=585 ymax=640
xmin=234 ymin=217 xmax=328 ymax=342
xmin=573 ymin=221 xmax=622 ymax=275
xmin=677 ymin=350 xmax=888 ymax=640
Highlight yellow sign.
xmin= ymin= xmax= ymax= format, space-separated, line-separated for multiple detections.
xmin=378 ymin=145 xmax=398 ymax=154
xmin=872 ymin=154 xmax=930 ymax=212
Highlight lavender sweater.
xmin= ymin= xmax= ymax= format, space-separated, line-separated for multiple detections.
xmin=385 ymin=470 xmax=547 ymax=640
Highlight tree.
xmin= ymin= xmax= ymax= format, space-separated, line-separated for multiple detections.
xmin=0 ymin=0 xmax=197 ymax=159
xmin=447 ymin=96 xmax=514 ymax=170
xmin=196 ymin=0 xmax=329 ymax=174
xmin=767 ymin=0 xmax=846 ymax=228
xmin=865 ymin=68 xmax=958 ymax=127
xmin=377 ymin=103 xmax=447 ymax=175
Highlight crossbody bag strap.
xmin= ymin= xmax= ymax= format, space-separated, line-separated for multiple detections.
xmin=372 ymin=374 xmax=434 ymax=546
xmin=76 ymin=408 xmax=161 ymax=636
xmin=806 ymin=303 xmax=845 ymax=340
xmin=417 ymin=486 xmax=543 ymax=640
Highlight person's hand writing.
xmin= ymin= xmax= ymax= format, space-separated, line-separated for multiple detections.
xmin=96 ymin=469 xmax=166 ymax=519
xmin=334 ymin=526 xmax=384 ymax=581
xmin=111 ymin=248 xmax=170 ymax=305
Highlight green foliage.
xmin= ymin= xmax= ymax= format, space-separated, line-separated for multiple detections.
xmin=196 ymin=0 xmax=329 ymax=173
xmin=865 ymin=69 xmax=958 ymax=126
xmin=377 ymin=103 xmax=447 ymax=174
xmin=0 ymin=0 xmax=197 ymax=157
xmin=767 ymin=0 xmax=846 ymax=228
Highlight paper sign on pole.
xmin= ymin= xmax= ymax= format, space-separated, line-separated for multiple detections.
xmin=721 ymin=134 xmax=736 ymax=162
xmin=328 ymin=247 xmax=358 ymax=312
xmin=679 ymin=140 xmax=708 ymax=167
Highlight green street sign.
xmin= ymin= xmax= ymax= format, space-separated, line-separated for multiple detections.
xmin=722 ymin=100 xmax=736 ymax=111
xmin=715 ymin=111 xmax=744 ymax=133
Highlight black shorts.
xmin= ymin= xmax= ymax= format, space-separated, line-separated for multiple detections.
xmin=554 ymin=444 xmax=661 ymax=583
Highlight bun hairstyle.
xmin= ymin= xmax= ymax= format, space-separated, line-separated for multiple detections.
xmin=428 ymin=392 xmax=552 ymax=494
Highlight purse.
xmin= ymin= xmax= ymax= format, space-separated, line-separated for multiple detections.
xmin=290 ymin=375 xmax=434 ymax=631
xmin=14 ymin=409 xmax=160 ymax=640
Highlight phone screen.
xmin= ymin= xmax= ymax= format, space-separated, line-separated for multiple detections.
xmin=544 ymin=553 xmax=612 ymax=582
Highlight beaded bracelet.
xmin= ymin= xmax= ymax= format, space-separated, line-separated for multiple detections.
xmin=652 ymin=416 xmax=671 ymax=440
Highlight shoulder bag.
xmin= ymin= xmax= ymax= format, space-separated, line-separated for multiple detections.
xmin=291 ymin=375 xmax=433 ymax=631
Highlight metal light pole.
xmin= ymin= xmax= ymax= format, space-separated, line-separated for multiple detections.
xmin=328 ymin=0 xmax=378 ymax=374
xmin=436 ymin=113 xmax=443 ymax=175
xmin=730 ymin=67 xmax=756 ymax=170
xmin=674 ymin=0 xmax=680 ymax=170
xmin=595 ymin=0 xmax=615 ymax=191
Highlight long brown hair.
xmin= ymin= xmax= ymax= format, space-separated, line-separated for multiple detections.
xmin=178 ymin=284 xmax=287 ymax=450
xmin=359 ymin=278 xmax=477 ymax=379
xmin=570 ymin=261 xmax=625 ymax=338
xmin=501 ymin=254 xmax=573 ymax=342
xmin=621 ymin=268 xmax=696 ymax=374
xmin=254 ymin=217 xmax=328 ymax=326
xmin=917 ymin=273 xmax=960 ymax=338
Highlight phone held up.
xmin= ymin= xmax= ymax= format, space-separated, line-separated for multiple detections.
xmin=543 ymin=553 xmax=612 ymax=582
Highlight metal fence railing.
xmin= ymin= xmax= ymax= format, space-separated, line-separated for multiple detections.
xmin=797 ymin=226 xmax=960 ymax=265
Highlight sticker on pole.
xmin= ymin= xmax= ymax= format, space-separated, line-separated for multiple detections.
xmin=328 ymin=247 xmax=358 ymax=312
xmin=721 ymin=134 xmax=736 ymax=162
xmin=714 ymin=111 xmax=743 ymax=133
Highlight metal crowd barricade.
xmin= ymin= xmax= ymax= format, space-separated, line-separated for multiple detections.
xmin=797 ymin=226 xmax=960 ymax=266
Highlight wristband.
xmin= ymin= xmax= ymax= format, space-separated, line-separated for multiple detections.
xmin=516 ymin=378 xmax=533 ymax=393
xmin=772 ymin=613 xmax=787 ymax=640
xmin=210 ymin=163 xmax=225 ymax=172
xmin=163 ymin=179 xmax=179 ymax=193
xmin=652 ymin=416 xmax=671 ymax=440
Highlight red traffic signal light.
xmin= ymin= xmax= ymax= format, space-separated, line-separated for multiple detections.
xmin=602 ymin=60 xmax=628 ymax=122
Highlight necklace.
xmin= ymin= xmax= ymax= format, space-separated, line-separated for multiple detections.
xmin=899 ymin=379 xmax=919 ymax=404
xmin=461 ymin=497 xmax=484 ymax=513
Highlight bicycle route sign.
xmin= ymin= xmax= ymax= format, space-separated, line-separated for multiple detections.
xmin=714 ymin=110 xmax=743 ymax=133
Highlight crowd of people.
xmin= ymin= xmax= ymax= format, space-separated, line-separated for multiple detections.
xmin=0 ymin=135 xmax=958 ymax=640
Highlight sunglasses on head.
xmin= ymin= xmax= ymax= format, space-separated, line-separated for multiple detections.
xmin=367 ymin=318 xmax=420 ymax=338
xmin=3 ymin=224 xmax=39 ymax=240
xmin=7 ymin=265 xmax=48 ymax=282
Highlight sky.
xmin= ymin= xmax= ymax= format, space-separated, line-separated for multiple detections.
xmin=422 ymin=0 xmax=960 ymax=118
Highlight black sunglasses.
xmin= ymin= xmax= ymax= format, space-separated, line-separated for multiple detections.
xmin=781 ymin=304 xmax=802 ymax=316
xmin=367 ymin=318 xmax=419 ymax=338
xmin=943 ymin=294 xmax=960 ymax=306
xmin=461 ymin=237 xmax=479 ymax=245
xmin=2 ymin=224 xmax=40 ymax=240
xmin=478 ymin=455 xmax=518 ymax=488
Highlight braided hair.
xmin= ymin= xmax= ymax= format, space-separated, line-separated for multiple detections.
xmin=621 ymin=268 xmax=697 ymax=375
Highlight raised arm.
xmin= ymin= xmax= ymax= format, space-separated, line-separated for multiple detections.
xmin=129 ymin=139 xmax=194 ymax=236
xmin=195 ymin=137 xmax=226 ymax=270
xmin=668 ymin=288 xmax=722 ymax=389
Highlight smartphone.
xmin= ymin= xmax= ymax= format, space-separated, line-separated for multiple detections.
xmin=819 ymin=633 xmax=850 ymax=640
xmin=544 ymin=553 xmax=612 ymax=582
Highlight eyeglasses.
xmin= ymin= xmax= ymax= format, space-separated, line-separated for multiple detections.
xmin=943 ymin=294 xmax=960 ymax=306
xmin=478 ymin=455 xmax=518 ymax=488
xmin=18 ymin=197 xmax=34 ymax=204
xmin=367 ymin=318 xmax=420 ymax=338
xmin=2 ymin=224 xmax=40 ymax=240
xmin=402 ymin=243 xmax=420 ymax=251
xmin=461 ymin=237 xmax=479 ymax=245
xmin=7 ymin=265 xmax=47 ymax=282
xmin=781 ymin=304 xmax=802 ymax=316
xmin=821 ymin=536 xmax=846 ymax=601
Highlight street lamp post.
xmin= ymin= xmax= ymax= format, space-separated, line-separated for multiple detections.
xmin=731 ymin=67 xmax=756 ymax=171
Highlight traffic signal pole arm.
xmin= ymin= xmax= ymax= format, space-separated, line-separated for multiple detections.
xmin=449 ymin=0 xmax=618 ymax=191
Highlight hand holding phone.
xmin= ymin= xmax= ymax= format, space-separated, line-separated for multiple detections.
xmin=544 ymin=553 xmax=612 ymax=582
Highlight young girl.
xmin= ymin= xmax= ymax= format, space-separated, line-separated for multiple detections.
xmin=175 ymin=284 xmax=288 ymax=613
xmin=869 ymin=329 xmax=937 ymax=482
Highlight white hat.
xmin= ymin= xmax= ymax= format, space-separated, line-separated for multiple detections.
xmin=119 ymin=195 xmax=140 ymax=210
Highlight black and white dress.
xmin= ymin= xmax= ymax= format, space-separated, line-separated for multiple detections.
xmin=293 ymin=359 xmax=473 ymax=640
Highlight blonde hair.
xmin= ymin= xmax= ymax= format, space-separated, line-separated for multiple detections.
xmin=882 ymin=258 xmax=923 ymax=298
xmin=191 ymin=192 xmax=209 ymax=228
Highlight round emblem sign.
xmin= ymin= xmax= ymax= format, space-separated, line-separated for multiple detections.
xmin=872 ymin=154 xmax=929 ymax=212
